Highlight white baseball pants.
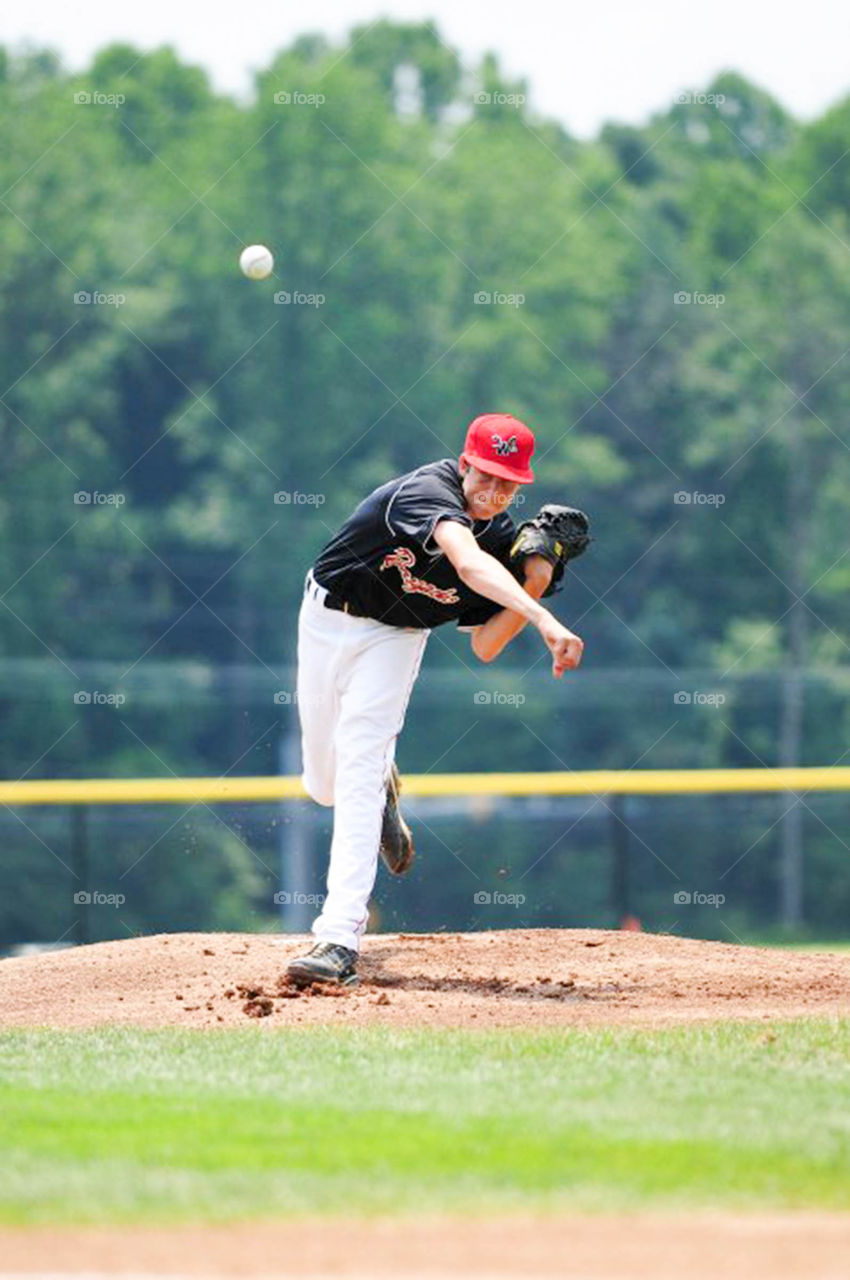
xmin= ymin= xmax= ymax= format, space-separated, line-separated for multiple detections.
xmin=296 ymin=572 xmax=429 ymax=951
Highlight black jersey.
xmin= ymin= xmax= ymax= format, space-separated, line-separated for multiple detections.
xmin=311 ymin=458 xmax=517 ymax=630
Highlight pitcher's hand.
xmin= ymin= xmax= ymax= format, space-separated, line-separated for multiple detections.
xmin=537 ymin=612 xmax=584 ymax=678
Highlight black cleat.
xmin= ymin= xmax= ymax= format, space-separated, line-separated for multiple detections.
xmin=379 ymin=762 xmax=415 ymax=876
xmin=287 ymin=941 xmax=359 ymax=988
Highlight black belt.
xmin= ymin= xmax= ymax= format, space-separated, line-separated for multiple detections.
xmin=323 ymin=591 xmax=370 ymax=618
xmin=310 ymin=571 xmax=371 ymax=618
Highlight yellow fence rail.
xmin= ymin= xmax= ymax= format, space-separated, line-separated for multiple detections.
xmin=2 ymin=766 xmax=850 ymax=806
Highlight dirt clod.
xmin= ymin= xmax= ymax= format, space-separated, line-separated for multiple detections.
xmin=243 ymin=997 xmax=274 ymax=1018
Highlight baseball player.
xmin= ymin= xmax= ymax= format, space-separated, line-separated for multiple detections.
xmin=287 ymin=413 xmax=589 ymax=987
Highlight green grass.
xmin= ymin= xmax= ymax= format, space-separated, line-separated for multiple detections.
xmin=744 ymin=937 xmax=850 ymax=953
xmin=1 ymin=1021 xmax=849 ymax=1223
xmin=784 ymin=941 xmax=850 ymax=952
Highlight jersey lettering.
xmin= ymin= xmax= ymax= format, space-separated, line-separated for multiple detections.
xmin=380 ymin=546 xmax=460 ymax=605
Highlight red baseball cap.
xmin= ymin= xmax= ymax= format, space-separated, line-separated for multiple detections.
xmin=460 ymin=413 xmax=535 ymax=484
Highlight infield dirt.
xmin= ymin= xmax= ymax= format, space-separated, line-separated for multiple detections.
xmin=0 ymin=928 xmax=847 ymax=1029
xmin=1 ymin=1212 xmax=849 ymax=1278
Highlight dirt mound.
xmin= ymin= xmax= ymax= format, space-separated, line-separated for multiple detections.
xmin=0 ymin=929 xmax=848 ymax=1030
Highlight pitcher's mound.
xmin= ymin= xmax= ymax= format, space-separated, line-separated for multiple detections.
xmin=1 ymin=929 xmax=848 ymax=1030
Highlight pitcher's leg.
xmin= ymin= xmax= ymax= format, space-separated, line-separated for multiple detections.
xmin=311 ymin=627 xmax=428 ymax=951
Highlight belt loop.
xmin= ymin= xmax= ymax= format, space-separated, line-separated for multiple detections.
xmin=305 ymin=568 xmax=328 ymax=608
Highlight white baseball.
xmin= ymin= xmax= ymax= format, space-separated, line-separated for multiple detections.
xmin=239 ymin=244 xmax=274 ymax=280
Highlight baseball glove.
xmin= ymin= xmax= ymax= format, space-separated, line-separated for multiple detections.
xmin=509 ymin=504 xmax=592 ymax=592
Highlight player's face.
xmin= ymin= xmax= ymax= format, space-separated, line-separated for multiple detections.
xmin=462 ymin=465 xmax=521 ymax=519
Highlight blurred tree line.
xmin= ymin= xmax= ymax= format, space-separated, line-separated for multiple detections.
xmin=2 ymin=25 xmax=850 ymax=945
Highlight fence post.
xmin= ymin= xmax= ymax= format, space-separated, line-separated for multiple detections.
xmin=70 ymin=805 xmax=89 ymax=945
xmin=609 ymin=795 xmax=630 ymax=925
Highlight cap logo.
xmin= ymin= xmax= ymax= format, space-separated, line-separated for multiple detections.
xmin=491 ymin=432 xmax=518 ymax=458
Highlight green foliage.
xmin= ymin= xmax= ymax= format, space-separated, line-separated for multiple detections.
xmin=348 ymin=20 xmax=462 ymax=121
